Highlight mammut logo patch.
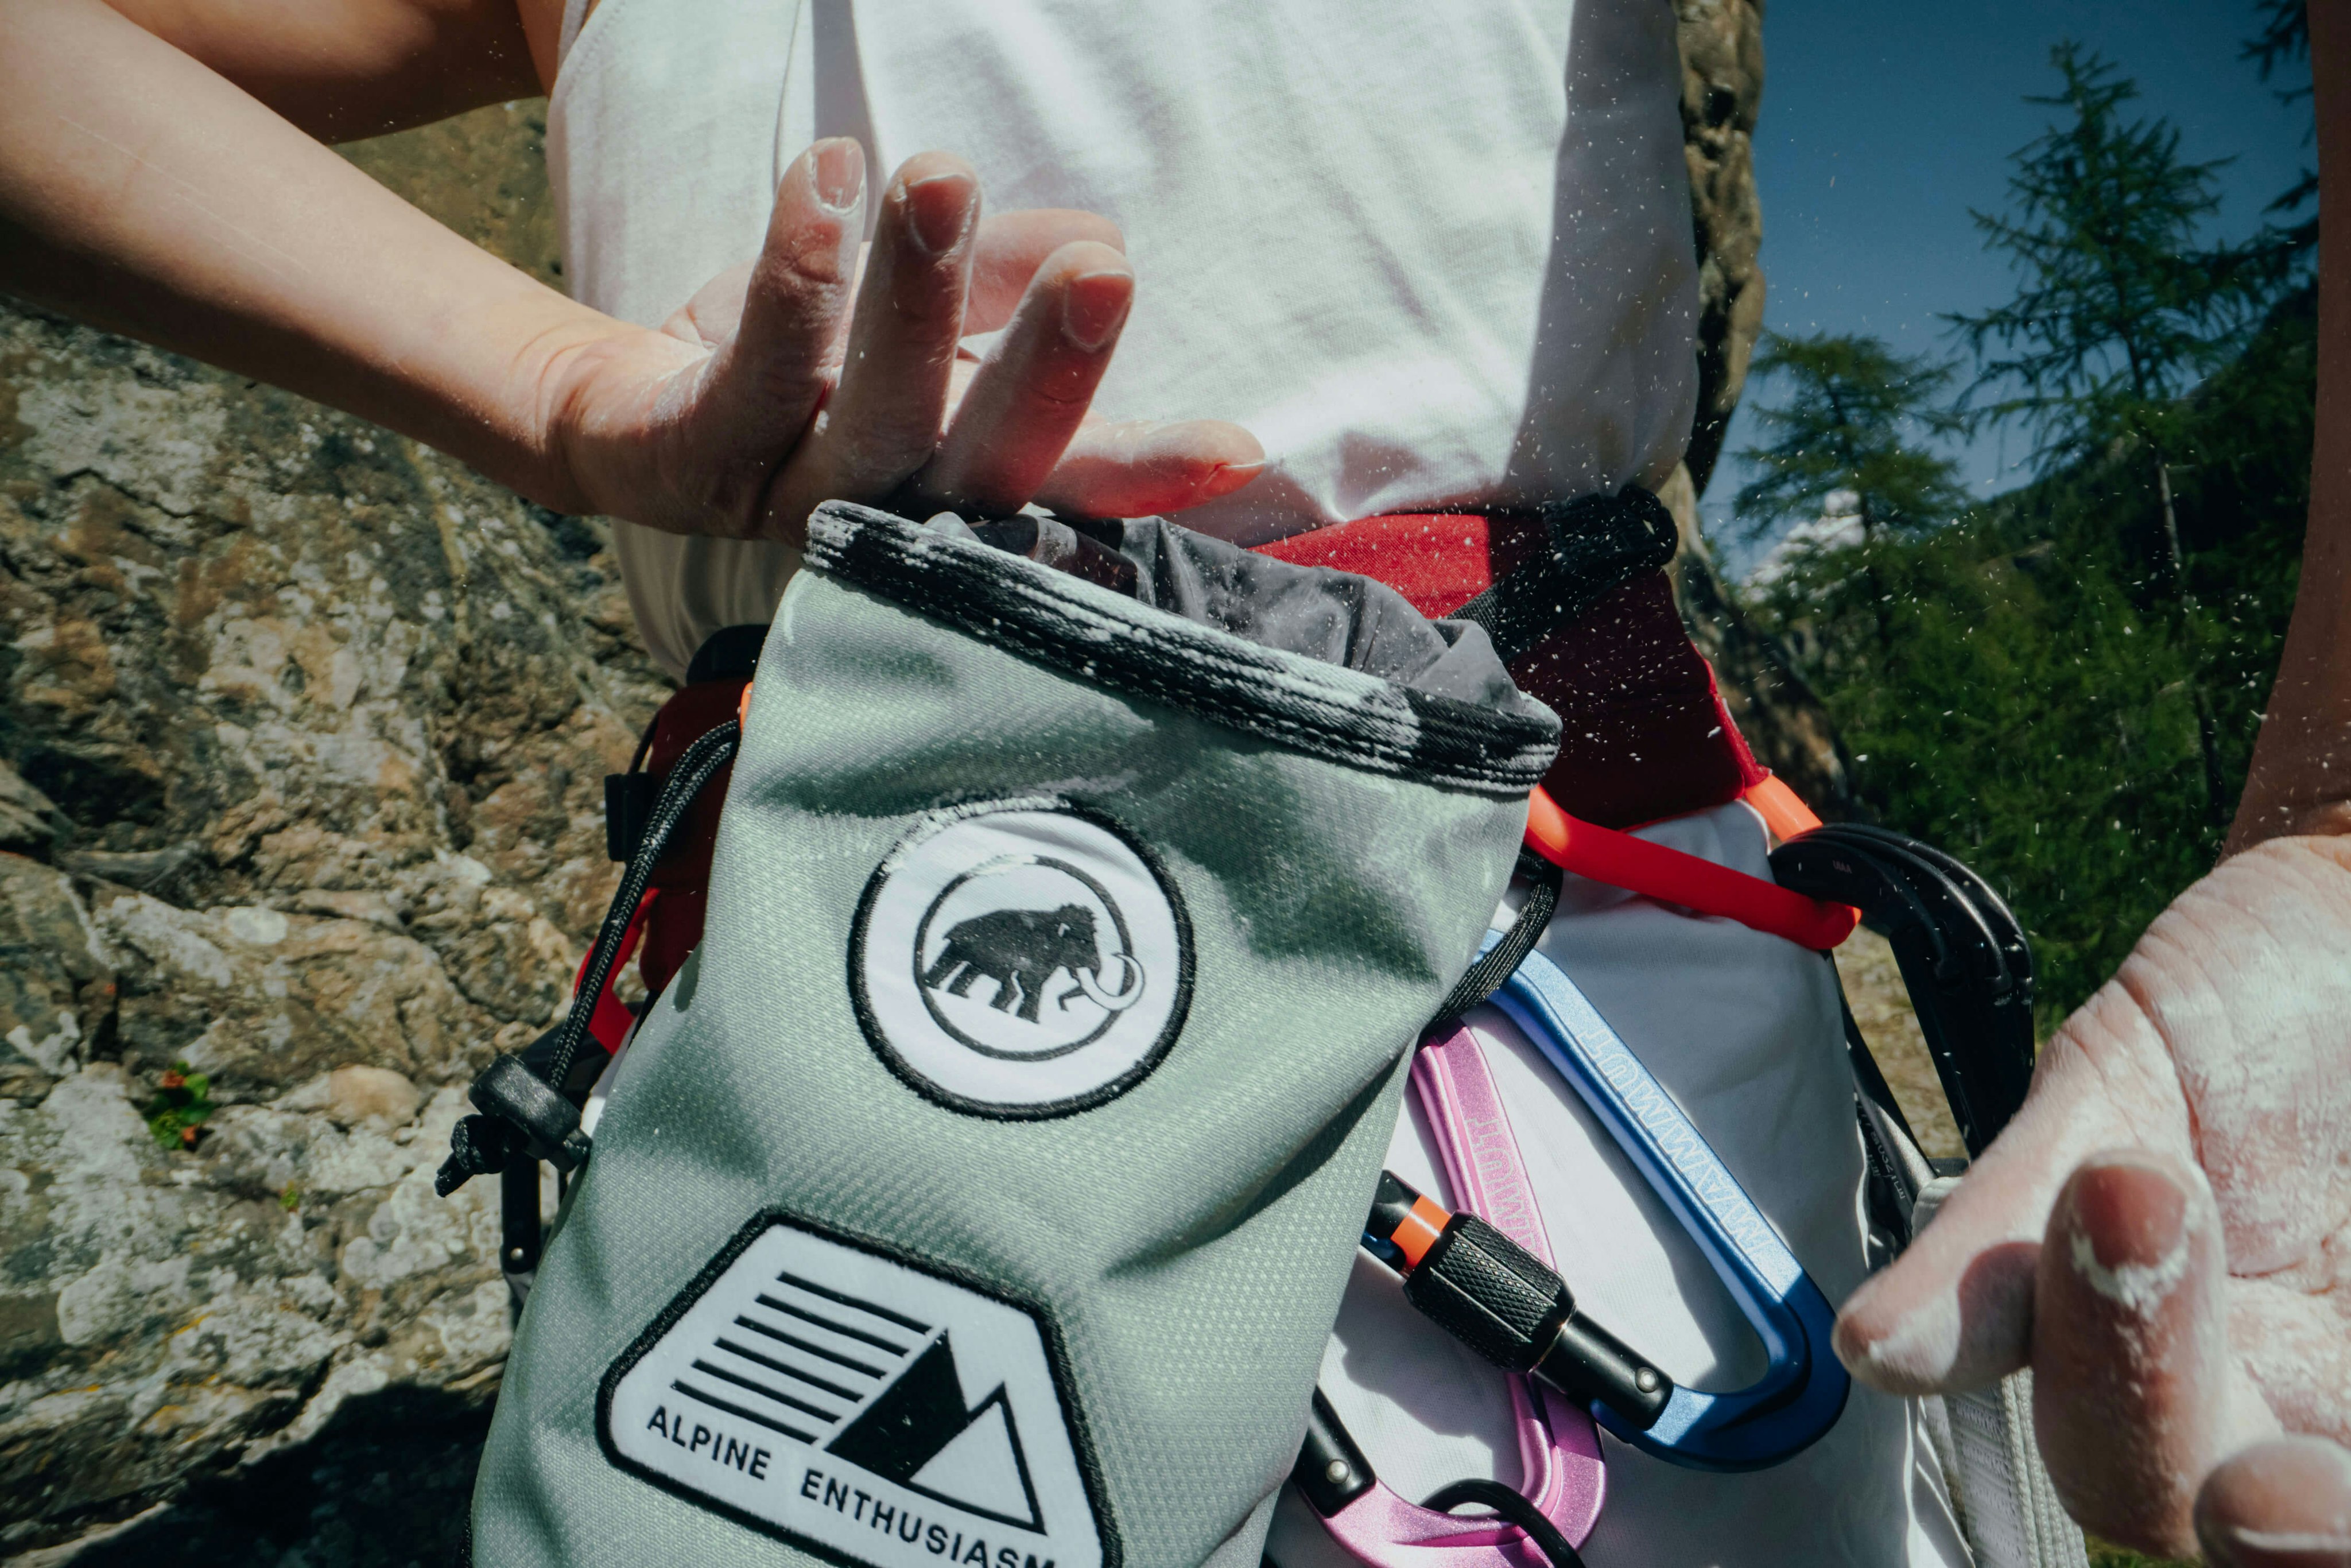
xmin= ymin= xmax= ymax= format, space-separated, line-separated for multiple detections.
xmin=602 ymin=1218 xmax=1110 ymax=1568
xmin=852 ymin=802 xmax=1190 ymax=1117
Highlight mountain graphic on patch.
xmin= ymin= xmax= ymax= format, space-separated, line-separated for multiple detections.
xmin=828 ymin=1333 xmax=1043 ymax=1533
xmin=600 ymin=1217 xmax=1108 ymax=1568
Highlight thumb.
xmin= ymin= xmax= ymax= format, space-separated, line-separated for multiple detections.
xmin=1833 ymin=980 xmax=2190 ymax=1393
xmin=2033 ymin=1150 xmax=2278 ymax=1558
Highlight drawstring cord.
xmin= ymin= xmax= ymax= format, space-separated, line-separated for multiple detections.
xmin=435 ymin=720 xmax=741 ymax=1197
xmin=1419 ymin=1479 xmax=1587 ymax=1568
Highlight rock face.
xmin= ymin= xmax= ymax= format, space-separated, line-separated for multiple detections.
xmin=0 ymin=106 xmax=666 ymax=1562
xmin=1675 ymin=0 xmax=1768 ymax=499
xmin=0 ymin=27 xmax=1848 ymax=1563
xmin=1666 ymin=0 xmax=1856 ymax=815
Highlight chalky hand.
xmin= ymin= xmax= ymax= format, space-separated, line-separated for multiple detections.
xmin=1832 ymin=836 xmax=2351 ymax=1563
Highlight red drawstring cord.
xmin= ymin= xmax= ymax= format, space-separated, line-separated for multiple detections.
xmin=1523 ymin=786 xmax=1858 ymax=950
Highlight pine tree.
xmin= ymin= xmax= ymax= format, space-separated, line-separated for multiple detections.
xmin=2243 ymin=0 xmax=2311 ymax=100
xmin=1734 ymin=331 xmax=1968 ymax=655
xmin=1735 ymin=331 xmax=1969 ymax=544
xmin=1946 ymin=43 xmax=2273 ymax=824
xmin=2243 ymin=0 xmax=2317 ymax=269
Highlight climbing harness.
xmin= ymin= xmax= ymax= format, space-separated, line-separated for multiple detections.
xmin=1522 ymin=786 xmax=1858 ymax=952
xmin=1255 ymin=491 xmax=1754 ymax=832
xmin=445 ymin=502 xmax=1565 ymax=1568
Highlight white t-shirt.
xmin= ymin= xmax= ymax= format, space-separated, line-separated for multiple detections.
xmin=549 ymin=0 xmax=1699 ymax=678
xmin=545 ymin=9 xmax=1970 ymax=1565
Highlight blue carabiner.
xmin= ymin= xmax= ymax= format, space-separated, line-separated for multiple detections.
xmin=1488 ymin=945 xmax=1851 ymax=1472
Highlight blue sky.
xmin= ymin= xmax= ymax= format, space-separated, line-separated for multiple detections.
xmin=1702 ymin=0 xmax=2315 ymax=569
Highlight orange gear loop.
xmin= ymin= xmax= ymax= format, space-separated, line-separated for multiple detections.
xmin=1523 ymin=785 xmax=1857 ymax=950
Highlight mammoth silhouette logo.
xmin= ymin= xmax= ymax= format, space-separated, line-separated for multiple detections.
xmin=854 ymin=804 xmax=1192 ymax=1117
xmin=921 ymin=903 xmax=1146 ymax=1023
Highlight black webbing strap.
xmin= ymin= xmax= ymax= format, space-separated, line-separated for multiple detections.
xmin=1428 ymin=849 xmax=1565 ymax=1029
xmin=1449 ymin=487 xmax=1679 ymax=664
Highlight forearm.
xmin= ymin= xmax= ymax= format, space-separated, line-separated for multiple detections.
xmin=99 ymin=0 xmax=542 ymax=141
xmin=0 ymin=0 xmax=630 ymax=512
xmin=2230 ymin=0 xmax=2351 ymax=851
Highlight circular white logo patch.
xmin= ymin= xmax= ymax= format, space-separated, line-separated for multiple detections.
xmin=851 ymin=803 xmax=1192 ymax=1117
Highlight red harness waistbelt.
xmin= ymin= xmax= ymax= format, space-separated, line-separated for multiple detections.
xmin=1252 ymin=512 xmax=1767 ymax=828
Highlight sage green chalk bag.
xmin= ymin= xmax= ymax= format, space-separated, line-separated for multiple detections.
xmin=456 ymin=502 xmax=1559 ymax=1568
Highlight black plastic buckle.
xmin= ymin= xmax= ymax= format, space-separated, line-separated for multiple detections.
xmin=1770 ymin=825 xmax=2036 ymax=1157
xmin=470 ymin=1054 xmax=592 ymax=1173
xmin=1450 ymin=488 xmax=1679 ymax=663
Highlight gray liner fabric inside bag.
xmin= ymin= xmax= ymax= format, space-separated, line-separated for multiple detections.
xmin=469 ymin=502 xmax=1560 ymax=1568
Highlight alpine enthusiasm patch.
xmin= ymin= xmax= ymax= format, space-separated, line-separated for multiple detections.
xmin=851 ymin=802 xmax=1191 ymax=1117
xmin=601 ymin=1217 xmax=1111 ymax=1568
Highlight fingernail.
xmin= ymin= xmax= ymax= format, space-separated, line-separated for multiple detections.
xmin=1061 ymin=269 xmax=1133 ymax=351
xmin=2197 ymin=1438 xmax=2351 ymax=1567
xmin=2213 ymin=1521 xmax=2351 ymax=1565
xmin=903 ymin=171 xmax=975 ymax=256
xmin=1833 ymin=1280 xmax=1964 ymax=1390
xmin=1203 ymin=460 xmax=1265 ymax=498
xmin=810 ymin=139 xmax=864 ymax=215
xmin=2064 ymin=1154 xmax=2190 ymax=1312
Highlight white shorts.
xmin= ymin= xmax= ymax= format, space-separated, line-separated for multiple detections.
xmin=1265 ymin=801 xmax=1973 ymax=1568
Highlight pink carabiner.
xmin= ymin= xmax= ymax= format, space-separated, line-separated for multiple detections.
xmin=1310 ymin=1023 xmax=1605 ymax=1568
xmin=1413 ymin=1026 xmax=1605 ymax=1540
xmin=1318 ymin=1470 xmax=1586 ymax=1568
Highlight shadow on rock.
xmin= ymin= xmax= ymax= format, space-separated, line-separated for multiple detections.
xmin=75 ymin=1386 xmax=490 ymax=1568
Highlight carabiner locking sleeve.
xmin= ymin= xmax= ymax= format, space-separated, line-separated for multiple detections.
xmin=1363 ymin=1171 xmax=1674 ymax=1429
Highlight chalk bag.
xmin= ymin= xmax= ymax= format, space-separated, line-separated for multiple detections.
xmin=464 ymin=502 xmax=1561 ymax=1568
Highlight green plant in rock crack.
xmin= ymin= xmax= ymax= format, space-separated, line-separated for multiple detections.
xmin=143 ymin=1061 xmax=215 ymax=1150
